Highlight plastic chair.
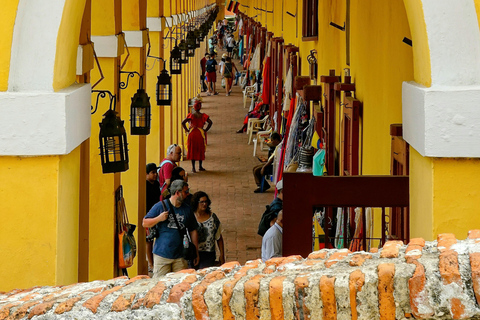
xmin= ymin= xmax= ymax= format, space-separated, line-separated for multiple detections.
xmin=257 ymin=127 xmax=273 ymax=151
xmin=247 ymin=115 xmax=268 ymax=145
xmin=243 ymin=85 xmax=256 ymax=108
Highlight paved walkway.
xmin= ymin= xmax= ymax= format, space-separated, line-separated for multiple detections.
xmin=179 ymin=53 xmax=273 ymax=264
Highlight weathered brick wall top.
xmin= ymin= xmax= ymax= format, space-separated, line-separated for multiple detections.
xmin=2 ymin=231 xmax=480 ymax=319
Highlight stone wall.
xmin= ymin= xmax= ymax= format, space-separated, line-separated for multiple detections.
xmin=2 ymin=231 xmax=480 ymax=319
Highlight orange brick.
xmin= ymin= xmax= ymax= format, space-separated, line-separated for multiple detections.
xmin=325 ymin=251 xmax=349 ymax=268
xmin=349 ymin=270 xmax=365 ymax=320
xmin=221 ymin=262 xmax=260 ymax=320
xmin=131 ymin=298 xmax=144 ymax=310
xmin=143 ymin=281 xmax=167 ymax=309
xmin=192 ymin=270 xmax=227 ymax=320
xmin=470 ymin=252 xmax=480 ymax=304
xmin=439 ymin=250 xmax=462 ymax=285
xmin=294 ymin=274 xmax=310 ymax=320
xmin=0 ymin=302 xmax=20 ymax=320
xmin=405 ymin=240 xmax=423 ymax=262
xmin=167 ymin=275 xmax=197 ymax=304
xmin=408 ymin=260 xmax=433 ymax=319
xmin=54 ymin=296 xmax=82 ymax=314
xmin=468 ymin=230 xmax=480 ymax=240
xmin=320 ymin=276 xmax=336 ymax=320
xmin=28 ymin=300 xmax=57 ymax=318
xmin=378 ymin=264 xmax=395 ymax=320
xmin=8 ymin=301 xmax=40 ymax=320
xmin=437 ymin=233 xmax=457 ymax=253
xmin=451 ymin=297 xmax=466 ymax=319
xmin=349 ymin=254 xmax=372 ymax=267
xmin=220 ymin=261 xmax=241 ymax=270
xmin=125 ymin=275 xmax=150 ymax=285
xmin=269 ymin=276 xmax=286 ymax=320
xmin=244 ymin=274 xmax=266 ymax=320
xmin=111 ymin=293 xmax=135 ymax=312
xmin=83 ymin=285 xmax=123 ymax=313
xmin=307 ymin=251 xmax=328 ymax=260
xmin=380 ymin=240 xmax=403 ymax=258
xmin=176 ymin=269 xmax=196 ymax=275
xmin=408 ymin=238 xmax=426 ymax=247
xmin=370 ymin=247 xmax=379 ymax=253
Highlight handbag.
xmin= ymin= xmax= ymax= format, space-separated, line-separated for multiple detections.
xmin=117 ymin=197 xmax=137 ymax=269
xmin=221 ymin=77 xmax=226 ymax=88
xmin=162 ymin=200 xmax=197 ymax=261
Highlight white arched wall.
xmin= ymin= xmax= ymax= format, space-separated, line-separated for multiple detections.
xmin=0 ymin=0 xmax=91 ymax=156
xmin=403 ymin=0 xmax=480 ymax=157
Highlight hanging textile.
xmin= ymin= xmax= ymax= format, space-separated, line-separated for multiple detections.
xmin=349 ymin=207 xmax=364 ymax=252
xmin=335 ymin=208 xmax=344 ymax=249
xmin=283 ymin=66 xmax=293 ymax=111
xmin=284 ymin=95 xmax=305 ymax=168
xmin=366 ymin=207 xmax=373 ymax=250
xmin=261 ymin=42 xmax=272 ymax=104
xmin=249 ymin=44 xmax=262 ymax=72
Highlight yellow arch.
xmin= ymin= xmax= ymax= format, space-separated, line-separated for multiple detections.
xmin=402 ymin=0 xmax=431 ymax=87
xmin=53 ymin=0 xmax=88 ymax=91
xmin=0 ymin=1 xmax=20 ymax=91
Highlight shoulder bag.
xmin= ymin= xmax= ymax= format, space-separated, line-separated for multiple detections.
xmin=163 ymin=200 xmax=197 ymax=261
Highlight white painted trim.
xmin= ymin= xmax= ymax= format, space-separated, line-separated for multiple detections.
xmin=0 ymin=84 xmax=92 ymax=156
xmin=172 ymin=15 xmax=178 ymax=25
xmin=91 ymin=34 xmax=125 ymax=58
xmin=403 ymin=81 xmax=480 ymax=157
xmin=147 ymin=17 xmax=164 ymax=32
xmin=422 ymin=0 xmax=480 ymax=86
xmin=123 ymin=30 xmax=148 ymax=48
xmin=165 ymin=17 xmax=173 ymax=28
xmin=8 ymin=0 xmax=66 ymax=92
xmin=76 ymin=44 xmax=94 ymax=76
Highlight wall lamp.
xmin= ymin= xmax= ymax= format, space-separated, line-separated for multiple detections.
xmin=307 ymin=49 xmax=318 ymax=80
xmin=92 ymin=90 xmax=129 ymax=174
xmin=119 ymin=71 xmax=151 ymax=135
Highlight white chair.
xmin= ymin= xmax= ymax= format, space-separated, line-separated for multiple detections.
xmin=246 ymin=115 xmax=269 ymax=145
xmin=243 ymin=85 xmax=256 ymax=109
xmin=252 ymin=127 xmax=272 ymax=156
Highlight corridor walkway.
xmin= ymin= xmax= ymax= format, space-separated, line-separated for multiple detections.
xmin=179 ymin=55 xmax=273 ymax=264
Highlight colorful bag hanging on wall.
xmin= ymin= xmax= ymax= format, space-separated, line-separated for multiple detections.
xmin=116 ymin=188 xmax=137 ymax=269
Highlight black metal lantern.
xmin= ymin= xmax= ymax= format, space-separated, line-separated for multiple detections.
xmin=194 ymin=29 xmax=202 ymax=46
xmin=130 ymin=88 xmax=151 ymax=135
xmin=99 ymin=109 xmax=129 ymax=173
xmin=186 ymin=31 xmax=196 ymax=49
xmin=156 ymin=67 xmax=172 ymax=106
xmin=170 ymin=45 xmax=182 ymax=74
xmin=178 ymin=40 xmax=189 ymax=64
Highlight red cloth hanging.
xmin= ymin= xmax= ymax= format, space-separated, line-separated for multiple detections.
xmin=277 ymin=97 xmax=297 ymax=184
xmin=261 ymin=56 xmax=271 ymax=104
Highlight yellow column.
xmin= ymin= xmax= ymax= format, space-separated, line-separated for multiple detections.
xmin=121 ymin=0 xmax=148 ymax=277
xmin=90 ymin=0 xmax=123 ymax=281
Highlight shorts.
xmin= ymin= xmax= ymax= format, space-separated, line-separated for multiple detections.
xmin=206 ymin=71 xmax=216 ymax=82
xmin=226 ymin=47 xmax=233 ymax=53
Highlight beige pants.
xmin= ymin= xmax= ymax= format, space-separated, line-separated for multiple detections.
xmin=153 ymin=254 xmax=187 ymax=278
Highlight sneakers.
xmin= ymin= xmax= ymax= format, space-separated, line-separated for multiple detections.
xmin=213 ymin=92 xmax=219 ymax=95
xmin=226 ymin=93 xmax=229 ymax=96
xmin=254 ymin=184 xmax=271 ymax=193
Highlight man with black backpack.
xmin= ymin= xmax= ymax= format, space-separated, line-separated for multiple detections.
xmin=205 ymin=54 xmax=219 ymax=96
xmin=257 ymin=180 xmax=283 ymax=237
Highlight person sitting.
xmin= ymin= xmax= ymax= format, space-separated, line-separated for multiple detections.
xmin=236 ymin=96 xmax=265 ymax=133
xmin=261 ymin=210 xmax=283 ymax=261
xmin=257 ymin=180 xmax=283 ymax=237
xmin=253 ymin=132 xmax=282 ymax=193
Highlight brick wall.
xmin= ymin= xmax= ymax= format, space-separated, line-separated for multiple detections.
xmin=2 ymin=231 xmax=480 ymax=319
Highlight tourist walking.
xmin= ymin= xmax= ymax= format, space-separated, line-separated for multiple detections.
xmin=182 ymin=100 xmax=213 ymax=173
xmin=191 ymin=191 xmax=225 ymax=269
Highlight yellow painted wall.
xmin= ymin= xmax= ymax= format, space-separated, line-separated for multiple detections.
xmin=92 ymin=0 xmax=122 ymax=36
xmin=409 ymin=148 xmax=434 ymax=240
xmin=53 ymin=0 xmax=87 ymax=91
xmin=0 ymin=0 xmax=19 ymax=91
xmin=89 ymin=58 xmax=119 ymax=281
xmin=431 ymin=158 xmax=480 ymax=240
xmin=0 ymin=157 xmax=59 ymax=291
xmin=56 ymin=146 xmax=81 ymax=285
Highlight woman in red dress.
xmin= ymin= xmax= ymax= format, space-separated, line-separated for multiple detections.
xmin=182 ymin=100 xmax=213 ymax=173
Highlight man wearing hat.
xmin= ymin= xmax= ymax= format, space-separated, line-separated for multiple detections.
xmin=146 ymin=162 xmax=161 ymax=274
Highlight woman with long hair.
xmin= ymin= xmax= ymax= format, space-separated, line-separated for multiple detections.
xmin=221 ymin=56 xmax=238 ymax=96
xmin=190 ymin=191 xmax=225 ymax=269
xmin=182 ymin=100 xmax=213 ymax=173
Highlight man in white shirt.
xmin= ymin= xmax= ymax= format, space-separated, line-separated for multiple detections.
xmin=261 ymin=210 xmax=283 ymax=261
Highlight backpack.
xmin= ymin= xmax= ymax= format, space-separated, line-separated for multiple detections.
xmin=206 ymin=60 xmax=216 ymax=73
xmin=257 ymin=205 xmax=278 ymax=237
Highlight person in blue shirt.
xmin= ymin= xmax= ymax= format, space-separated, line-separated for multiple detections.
xmin=143 ymin=180 xmax=199 ymax=277
xmin=261 ymin=210 xmax=283 ymax=261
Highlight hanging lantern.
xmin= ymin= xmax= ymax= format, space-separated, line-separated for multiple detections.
xmin=156 ymin=67 xmax=172 ymax=106
xmin=186 ymin=31 xmax=196 ymax=49
xmin=178 ymin=40 xmax=189 ymax=64
xmin=99 ymin=109 xmax=129 ymax=173
xmin=170 ymin=45 xmax=182 ymax=74
xmin=130 ymin=88 xmax=151 ymax=135
xmin=194 ymin=29 xmax=202 ymax=45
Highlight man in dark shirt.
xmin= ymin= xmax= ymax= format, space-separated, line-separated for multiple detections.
xmin=253 ymin=132 xmax=282 ymax=193
xmin=200 ymin=53 xmax=208 ymax=92
xmin=145 ymin=163 xmax=160 ymax=273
